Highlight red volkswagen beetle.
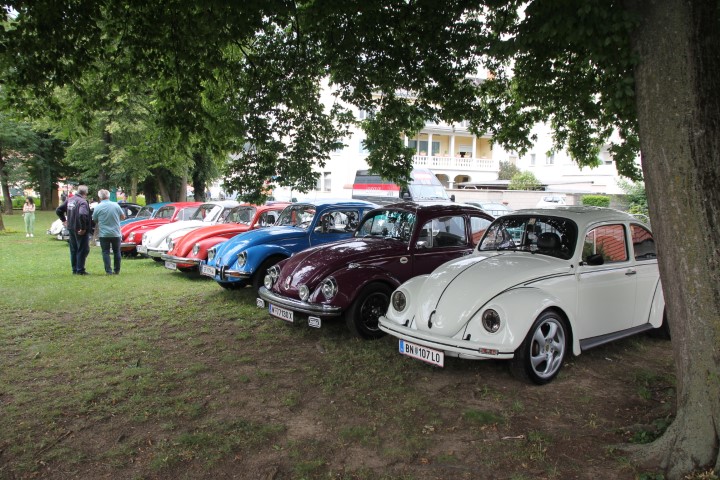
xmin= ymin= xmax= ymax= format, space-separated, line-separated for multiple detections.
xmin=120 ymin=201 xmax=201 ymax=256
xmin=161 ymin=203 xmax=290 ymax=272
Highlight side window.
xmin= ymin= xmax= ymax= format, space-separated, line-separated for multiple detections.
xmin=583 ymin=224 xmax=628 ymax=263
xmin=417 ymin=216 xmax=467 ymax=248
xmin=156 ymin=207 xmax=173 ymax=219
xmin=470 ymin=216 xmax=492 ymax=246
xmin=315 ymin=210 xmax=357 ymax=234
xmin=631 ymin=224 xmax=657 ymax=260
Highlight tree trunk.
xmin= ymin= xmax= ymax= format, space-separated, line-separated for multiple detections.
xmin=0 ymin=150 xmax=13 ymax=215
xmin=630 ymin=0 xmax=720 ymax=477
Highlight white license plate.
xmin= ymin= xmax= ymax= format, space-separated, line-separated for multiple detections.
xmin=137 ymin=245 xmax=147 ymax=254
xmin=200 ymin=264 xmax=215 ymax=277
xmin=256 ymin=298 xmax=265 ymax=309
xmin=308 ymin=316 xmax=321 ymax=328
xmin=165 ymin=261 xmax=177 ymax=270
xmin=269 ymin=304 xmax=293 ymax=323
xmin=399 ymin=339 xmax=444 ymax=367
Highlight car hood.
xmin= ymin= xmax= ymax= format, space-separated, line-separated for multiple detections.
xmin=145 ymin=220 xmax=208 ymax=246
xmin=277 ymin=237 xmax=409 ymax=289
xmin=122 ymin=218 xmax=170 ymax=235
xmin=410 ymin=252 xmax=572 ymax=337
xmin=173 ymin=223 xmax=251 ymax=251
xmin=211 ymin=226 xmax=305 ymax=265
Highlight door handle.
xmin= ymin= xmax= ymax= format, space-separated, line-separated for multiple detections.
xmin=625 ymin=270 xmax=637 ymax=276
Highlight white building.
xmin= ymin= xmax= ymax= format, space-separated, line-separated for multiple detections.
xmin=271 ymin=81 xmax=632 ymax=203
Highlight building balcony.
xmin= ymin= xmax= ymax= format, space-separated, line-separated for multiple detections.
xmin=412 ymin=155 xmax=496 ymax=172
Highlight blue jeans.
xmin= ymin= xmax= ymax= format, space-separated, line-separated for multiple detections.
xmin=68 ymin=230 xmax=90 ymax=273
xmin=99 ymin=237 xmax=122 ymax=274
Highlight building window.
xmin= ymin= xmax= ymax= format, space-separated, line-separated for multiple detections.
xmin=359 ymin=140 xmax=368 ymax=154
xmin=545 ymin=153 xmax=555 ymax=165
xmin=530 ymin=153 xmax=536 ymax=166
xmin=316 ymin=172 xmax=332 ymax=192
xmin=408 ymin=140 xmax=440 ymax=155
xmin=358 ymin=109 xmax=374 ymax=120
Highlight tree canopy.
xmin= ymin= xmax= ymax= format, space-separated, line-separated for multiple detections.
xmin=1 ymin=1 xmax=718 ymax=478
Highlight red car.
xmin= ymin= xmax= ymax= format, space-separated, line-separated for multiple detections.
xmin=161 ymin=203 xmax=290 ymax=272
xmin=120 ymin=201 xmax=201 ymax=256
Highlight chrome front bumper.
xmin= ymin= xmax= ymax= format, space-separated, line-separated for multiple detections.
xmin=258 ymin=286 xmax=343 ymax=317
xmin=161 ymin=253 xmax=201 ymax=265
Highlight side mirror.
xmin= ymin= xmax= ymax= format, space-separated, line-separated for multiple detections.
xmin=584 ymin=253 xmax=604 ymax=266
xmin=416 ymin=240 xmax=430 ymax=249
xmin=450 ymin=194 xmax=456 ymax=202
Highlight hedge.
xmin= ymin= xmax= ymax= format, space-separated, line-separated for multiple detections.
xmin=581 ymin=195 xmax=610 ymax=207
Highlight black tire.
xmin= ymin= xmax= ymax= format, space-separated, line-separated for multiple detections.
xmin=511 ymin=310 xmax=568 ymax=385
xmin=252 ymin=256 xmax=284 ymax=293
xmin=346 ymin=283 xmax=393 ymax=340
xmin=151 ymin=256 xmax=163 ymax=263
xmin=218 ymin=280 xmax=246 ymax=290
xmin=650 ymin=308 xmax=671 ymax=340
xmin=122 ymin=250 xmax=138 ymax=258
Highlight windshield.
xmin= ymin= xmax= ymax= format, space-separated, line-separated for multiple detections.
xmin=136 ymin=206 xmax=154 ymax=219
xmin=191 ymin=204 xmax=222 ymax=222
xmin=225 ymin=206 xmax=256 ymax=225
xmin=355 ymin=210 xmax=416 ymax=242
xmin=408 ymin=184 xmax=450 ymax=201
xmin=479 ymin=215 xmax=577 ymax=260
xmin=277 ymin=204 xmax=316 ymax=229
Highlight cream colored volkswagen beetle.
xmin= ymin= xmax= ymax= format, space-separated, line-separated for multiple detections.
xmin=378 ymin=206 xmax=667 ymax=384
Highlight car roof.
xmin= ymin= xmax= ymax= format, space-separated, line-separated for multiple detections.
xmin=503 ymin=206 xmax=647 ymax=229
xmin=199 ymin=200 xmax=240 ymax=208
xmin=290 ymin=199 xmax=377 ymax=208
xmin=373 ymin=200 xmax=491 ymax=216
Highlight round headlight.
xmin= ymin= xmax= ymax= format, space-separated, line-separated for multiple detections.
xmin=264 ymin=274 xmax=274 ymax=290
xmin=208 ymin=247 xmax=216 ymax=261
xmin=391 ymin=291 xmax=407 ymax=312
xmin=298 ymin=284 xmax=310 ymax=301
xmin=128 ymin=232 xmax=135 ymax=242
xmin=481 ymin=309 xmax=501 ymax=333
xmin=237 ymin=251 xmax=247 ymax=267
xmin=142 ymin=233 xmax=148 ymax=243
xmin=192 ymin=243 xmax=200 ymax=255
xmin=167 ymin=238 xmax=174 ymax=251
xmin=321 ymin=277 xmax=337 ymax=300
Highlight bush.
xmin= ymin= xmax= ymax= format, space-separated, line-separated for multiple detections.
xmin=582 ymin=195 xmax=610 ymax=207
xmin=508 ymin=171 xmax=542 ymax=190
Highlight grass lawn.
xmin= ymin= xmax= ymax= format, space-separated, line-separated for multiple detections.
xmin=0 ymin=210 xmax=676 ymax=479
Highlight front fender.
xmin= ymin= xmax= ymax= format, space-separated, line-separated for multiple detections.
xmin=461 ymin=287 xmax=573 ymax=356
xmin=243 ymin=245 xmax=294 ymax=274
xmin=313 ymin=265 xmax=402 ymax=310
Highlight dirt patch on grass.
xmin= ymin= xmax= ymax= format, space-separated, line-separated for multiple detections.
xmin=0 ymin=294 xmax=674 ymax=480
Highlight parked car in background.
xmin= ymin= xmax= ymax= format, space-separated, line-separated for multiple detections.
xmin=120 ymin=202 xmax=169 ymax=227
xmin=120 ymin=202 xmax=201 ymax=256
xmin=117 ymin=202 xmax=143 ymax=219
xmin=200 ymin=200 xmax=376 ymax=291
xmin=139 ymin=200 xmax=240 ymax=260
xmin=465 ymin=201 xmax=512 ymax=217
xmin=379 ymin=206 xmax=666 ymax=384
xmin=536 ymin=195 xmax=567 ymax=207
xmin=162 ymin=203 xmax=289 ymax=272
xmin=258 ymin=202 xmax=494 ymax=339
xmin=351 ymin=168 xmax=454 ymax=205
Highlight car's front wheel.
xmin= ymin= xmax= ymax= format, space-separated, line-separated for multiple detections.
xmin=218 ymin=280 xmax=246 ymax=290
xmin=512 ymin=310 xmax=568 ymax=385
xmin=346 ymin=283 xmax=393 ymax=340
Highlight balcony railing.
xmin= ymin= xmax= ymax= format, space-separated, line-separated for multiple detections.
xmin=413 ymin=155 xmax=495 ymax=171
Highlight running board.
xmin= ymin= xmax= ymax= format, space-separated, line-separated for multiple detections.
xmin=580 ymin=324 xmax=655 ymax=351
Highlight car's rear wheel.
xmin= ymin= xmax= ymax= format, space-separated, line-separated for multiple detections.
xmin=512 ymin=310 xmax=568 ymax=385
xmin=346 ymin=283 xmax=393 ymax=340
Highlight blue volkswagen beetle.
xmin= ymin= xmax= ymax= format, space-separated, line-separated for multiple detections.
xmin=200 ymin=200 xmax=376 ymax=291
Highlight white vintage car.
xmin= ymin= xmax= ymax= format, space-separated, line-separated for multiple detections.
xmin=378 ymin=206 xmax=667 ymax=384
xmin=139 ymin=200 xmax=239 ymax=260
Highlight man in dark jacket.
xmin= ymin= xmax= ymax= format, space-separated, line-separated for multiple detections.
xmin=56 ymin=184 xmax=93 ymax=275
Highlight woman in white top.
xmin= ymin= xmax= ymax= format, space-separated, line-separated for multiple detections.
xmin=23 ymin=196 xmax=36 ymax=237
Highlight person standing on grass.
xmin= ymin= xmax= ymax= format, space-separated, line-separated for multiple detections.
xmin=22 ymin=196 xmax=36 ymax=237
xmin=56 ymin=184 xmax=93 ymax=275
xmin=92 ymin=189 xmax=126 ymax=275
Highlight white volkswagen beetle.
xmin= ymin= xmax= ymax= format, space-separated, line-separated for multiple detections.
xmin=139 ymin=200 xmax=239 ymax=260
xmin=378 ymin=206 xmax=667 ymax=384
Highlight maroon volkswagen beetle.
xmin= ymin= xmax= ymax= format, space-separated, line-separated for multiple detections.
xmin=257 ymin=201 xmax=494 ymax=339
